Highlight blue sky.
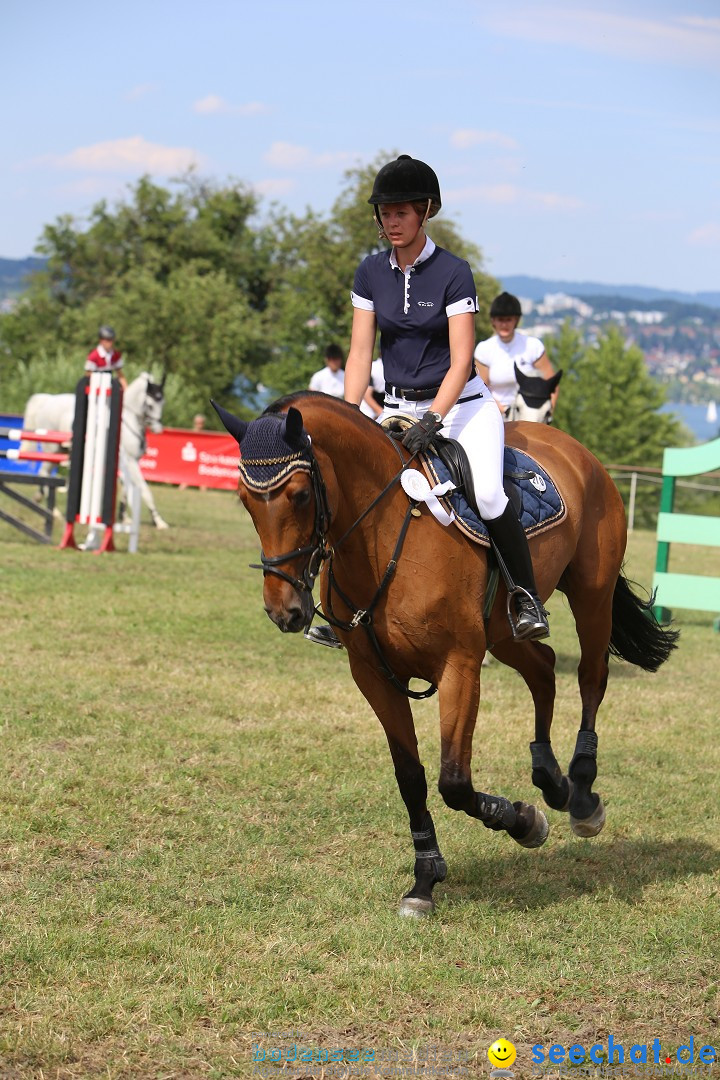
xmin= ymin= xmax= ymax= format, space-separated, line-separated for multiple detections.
xmin=4 ymin=0 xmax=719 ymax=293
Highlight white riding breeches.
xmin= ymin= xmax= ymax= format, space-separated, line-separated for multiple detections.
xmin=381 ymin=386 xmax=508 ymax=520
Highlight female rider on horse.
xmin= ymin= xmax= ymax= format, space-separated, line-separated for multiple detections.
xmin=309 ymin=154 xmax=548 ymax=648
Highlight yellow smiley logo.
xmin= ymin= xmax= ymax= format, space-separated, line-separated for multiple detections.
xmin=488 ymin=1039 xmax=517 ymax=1069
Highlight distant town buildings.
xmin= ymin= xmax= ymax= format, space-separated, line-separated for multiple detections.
xmin=517 ymin=292 xmax=720 ymax=404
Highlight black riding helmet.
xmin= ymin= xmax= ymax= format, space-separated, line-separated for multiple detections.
xmin=98 ymin=325 xmax=116 ymax=340
xmin=368 ymin=154 xmax=441 ymax=213
xmin=490 ymin=292 xmax=522 ymax=319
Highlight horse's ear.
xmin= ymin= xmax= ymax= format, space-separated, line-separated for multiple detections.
xmin=283 ymin=407 xmax=307 ymax=449
xmin=211 ymin=400 xmax=248 ymax=445
xmin=160 ymin=369 xmax=167 ymax=390
xmin=514 ymin=362 xmax=531 ymax=388
xmin=547 ymin=370 xmax=563 ymax=392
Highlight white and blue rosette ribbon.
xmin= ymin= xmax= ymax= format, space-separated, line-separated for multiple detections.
xmin=400 ymin=469 xmax=456 ymax=526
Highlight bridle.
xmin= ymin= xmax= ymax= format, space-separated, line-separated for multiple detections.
xmin=507 ymin=392 xmax=553 ymax=425
xmin=249 ymin=454 xmax=331 ymax=594
xmin=248 ymin=434 xmax=437 ymax=700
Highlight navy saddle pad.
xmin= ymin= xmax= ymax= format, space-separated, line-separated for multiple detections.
xmin=424 ymin=446 xmax=565 ymax=547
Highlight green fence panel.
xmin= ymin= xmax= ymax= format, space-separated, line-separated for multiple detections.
xmin=653 ymin=437 xmax=720 ymax=623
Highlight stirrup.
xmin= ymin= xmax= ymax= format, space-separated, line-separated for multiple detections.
xmin=508 ymin=588 xmax=549 ymax=641
xmin=304 ymin=624 xmax=344 ymax=649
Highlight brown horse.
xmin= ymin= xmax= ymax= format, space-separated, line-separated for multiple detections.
xmin=213 ymin=392 xmax=677 ymax=916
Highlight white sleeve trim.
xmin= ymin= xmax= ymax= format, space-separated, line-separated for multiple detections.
xmin=446 ymin=296 xmax=478 ymax=318
xmin=351 ymin=291 xmax=374 ymax=312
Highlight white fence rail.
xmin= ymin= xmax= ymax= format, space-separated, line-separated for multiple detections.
xmin=607 ymin=465 xmax=720 ymax=532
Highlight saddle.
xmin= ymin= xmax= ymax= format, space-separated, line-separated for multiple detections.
xmin=428 ymin=435 xmax=526 ymax=521
xmin=382 ymin=418 xmax=566 ymax=548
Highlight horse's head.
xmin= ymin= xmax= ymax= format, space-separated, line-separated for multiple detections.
xmin=212 ymin=400 xmax=329 ymax=633
xmin=506 ymin=365 xmax=563 ymax=424
xmin=142 ymin=372 xmax=165 ymax=434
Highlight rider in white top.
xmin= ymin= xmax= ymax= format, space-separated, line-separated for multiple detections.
xmin=474 ymin=293 xmax=558 ymax=417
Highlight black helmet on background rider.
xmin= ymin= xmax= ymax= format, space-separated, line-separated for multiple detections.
xmin=368 ymin=154 xmax=442 ymax=219
xmin=98 ymin=325 xmax=116 ymax=341
xmin=490 ymin=292 xmax=522 ymax=319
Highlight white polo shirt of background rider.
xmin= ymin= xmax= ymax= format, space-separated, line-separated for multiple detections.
xmin=473 ymin=330 xmax=545 ymax=408
xmin=309 ymin=366 xmax=345 ymax=397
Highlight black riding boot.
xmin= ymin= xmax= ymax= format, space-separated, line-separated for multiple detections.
xmin=304 ymin=623 xmax=343 ymax=649
xmin=485 ymin=502 xmax=549 ymax=641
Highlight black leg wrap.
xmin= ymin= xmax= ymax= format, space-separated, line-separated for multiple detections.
xmin=530 ymin=740 xmax=570 ymax=811
xmin=474 ymin=792 xmax=517 ymax=831
xmin=406 ymin=813 xmax=447 ymax=895
xmin=569 ymin=730 xmax=599 ymax=820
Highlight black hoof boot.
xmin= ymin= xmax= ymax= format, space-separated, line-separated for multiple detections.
xmin=530 ymin=741 xmax=571 ymax=810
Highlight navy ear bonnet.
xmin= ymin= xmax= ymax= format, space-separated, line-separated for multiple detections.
xmin=211 ymin=401 xmax=312 ymax=492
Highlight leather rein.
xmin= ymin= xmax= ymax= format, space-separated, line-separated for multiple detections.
xmin=249 ymin=438 xmax=437 ymax=701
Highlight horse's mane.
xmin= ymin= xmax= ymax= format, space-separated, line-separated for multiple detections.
xmin=263 ymin=390 xmax=361 ymax=417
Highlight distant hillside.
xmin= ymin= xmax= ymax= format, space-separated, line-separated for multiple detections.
xmin=0 ymin=256 xmax=46 ymax=299
xmin=500 ymin=274 xmax=720 ymax=310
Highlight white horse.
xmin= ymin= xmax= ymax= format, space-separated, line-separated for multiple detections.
xmin=118 ymin=372 xmax=169 ymax=529
xmin=22 ymin=372 xmax=169 ymax=529
xmin=505 ymin=363 xmax=563 ymax=424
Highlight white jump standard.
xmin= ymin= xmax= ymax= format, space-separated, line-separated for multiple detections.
xmin=60 ymin=372 xmax=123 ymax=553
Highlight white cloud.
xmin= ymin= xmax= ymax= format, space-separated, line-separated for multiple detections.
xmin=46 ymin=136 xmax=203 ymax=175
xmin=253 ymin=178 xmax=296 ymax=198
xmin=263 ymin=141 xmax=357 ymax=170
xmin=193 ymin=95 xmax=269 ymax=116
xmin=486 ymin=6 xmax=720 ymax=67
xmin=450 ymin=129 xmax=519 ymax=151
xmin=688 ymin=223 xmax=720 ymax=248
xmin=445 ymin=183 xmax=583 ymax=210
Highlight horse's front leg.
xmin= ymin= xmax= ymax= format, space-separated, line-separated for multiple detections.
xmin=126 ymin=456 xmax=169 ymax=529
xmin=346 ymin=654 xmax=446 ymax=918
xmin=489 ymin=636 xmax=571 ymax=812
xmin=437 ymin=654 xmax=549 ymax=849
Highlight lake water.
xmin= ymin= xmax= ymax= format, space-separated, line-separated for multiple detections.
xmin=660 ymin=402 xmax=720 ymax=444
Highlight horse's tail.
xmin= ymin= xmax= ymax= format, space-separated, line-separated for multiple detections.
xmin=609 ymin=571 xmax=679 ymax=672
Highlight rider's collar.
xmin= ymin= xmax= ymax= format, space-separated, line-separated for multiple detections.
xmin=389 ymin=235 xmax=435 ymax=271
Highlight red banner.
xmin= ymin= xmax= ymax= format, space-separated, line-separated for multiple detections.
xmin=139 ymin=429 xmax=240 ymax=490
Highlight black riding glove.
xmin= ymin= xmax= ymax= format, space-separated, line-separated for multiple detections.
xmin=401 ymin=411 xmax=444 ymax=454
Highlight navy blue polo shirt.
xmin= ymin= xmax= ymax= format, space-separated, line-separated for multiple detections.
xmin=351 ymin=237 xmax=478 ymax=389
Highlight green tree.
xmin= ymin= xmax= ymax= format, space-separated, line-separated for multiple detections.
xmin=549 ymin=325 xmax=687 ymax=527
xmin=1 ymin=161 xmax=498 ymax=413
xmin=552 ymin=326 xmax=681 ymax=463
xmin=0 ymin=175 xmax=273 ymax=411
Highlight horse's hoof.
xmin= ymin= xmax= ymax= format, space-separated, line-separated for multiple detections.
xmin=399 ymin=896 xmax=435 ymax=918
xmin=154 ymin=518 xmax=170 ymax=530
xmin=514 ymin=804 xmax=549 ymax=849
xmin=570 ymin=797 xmax=606 ymax=837
xmin=559 ymin=777 xmax=574 ymax=812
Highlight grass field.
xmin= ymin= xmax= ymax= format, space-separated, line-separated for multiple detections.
xmin=1 ymin=483 xmax=719 ymax=1079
